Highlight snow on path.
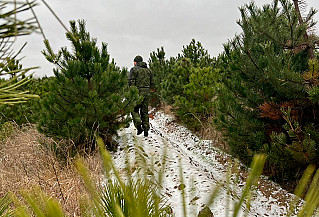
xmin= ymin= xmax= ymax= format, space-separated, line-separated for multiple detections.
xmin=113 ymin=111 xmax=298 ymax=216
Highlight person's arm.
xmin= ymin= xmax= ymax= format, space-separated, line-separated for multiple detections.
xmin=128 ymin=68 xmax=135 ymax=86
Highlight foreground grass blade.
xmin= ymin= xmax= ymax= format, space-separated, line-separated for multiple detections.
xmin=297 ymin=168 xmax=319 ymax=217
xmin=233 ymin=154 xmax=267 ymax=217
xmin=287 ymin=164 xmax=316 ymax=217
xmin=75 ymin=158 xmax=105 ymax=217
xmin=0 ymin=193 xmax=12 ymax=216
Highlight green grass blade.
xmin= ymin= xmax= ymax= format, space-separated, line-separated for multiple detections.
xmin=287 ymin=165 xmax=316 ymax=217
xmin=0 ymin=193 xmax=12 ymax=216
xmin=233 ymin=154 xmax=266 ymax=217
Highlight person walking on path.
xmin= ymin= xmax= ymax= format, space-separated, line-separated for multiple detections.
xmin=128 ymin=55 xmax=154 ymax=137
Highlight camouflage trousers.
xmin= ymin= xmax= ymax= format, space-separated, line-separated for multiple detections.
xmin=131 ymin=90 xmax=150 ymax=132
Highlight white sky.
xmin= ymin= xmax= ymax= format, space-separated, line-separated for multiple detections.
xmin=12 ymin=0 xmax=319 ymax=77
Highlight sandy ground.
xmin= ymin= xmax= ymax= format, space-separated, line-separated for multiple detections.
xmin=113 ymin=111 xmax=300 ymax=217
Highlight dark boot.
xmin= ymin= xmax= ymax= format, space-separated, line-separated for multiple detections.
xmin=137 ymin=125 xmax=143 ymax=135
xmin=144 ymin=130 xmax=148 ymax=137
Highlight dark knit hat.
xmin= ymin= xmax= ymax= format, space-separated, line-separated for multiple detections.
xmin=134 ymin=55 xmax=143 ymax=63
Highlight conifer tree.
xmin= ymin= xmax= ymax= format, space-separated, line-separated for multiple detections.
xmin=155 ymin=39 xmax=214 ymax=105
xmin=178 ymin=39 xmax=214 ymax=68
xmin=150 ymin=40 xmax=218 ymax=130
xmin=149 ymin=47 xmax=175 ymax=107
xmin=40 ymin=20 xmax=140 ymax=150
xmin=173 ymin=66 xmax=220 ymax=131
xmin=160 ymin=58 xmax=192 ymax=105
xmin=214 ymin=0 xmax=319 ymax=182
xmin=0 ymin=77 xmax=48 ymax=125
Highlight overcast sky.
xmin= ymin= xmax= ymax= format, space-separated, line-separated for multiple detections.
xmin=13 ymin=0 xmax=319 ymax=77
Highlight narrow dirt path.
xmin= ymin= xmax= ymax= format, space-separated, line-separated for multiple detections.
xmin=114 ymin=111 xmax=298 ymax=216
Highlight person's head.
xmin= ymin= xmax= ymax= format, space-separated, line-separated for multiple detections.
xmin=134 ymin=55 xmax=143 ymax=65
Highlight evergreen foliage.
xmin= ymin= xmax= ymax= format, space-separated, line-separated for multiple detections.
xmin=177 ymin=39 xmax=214 ymax=68
xmin=160 ymin=39 xmax=214 ymax=106
xmin=149 ymin=47 xmax=175 ymax=107
xmin=0 ymin=1 xmax=39 ymax=105
xmin=39 ymin=20 xmax=140 ymax=150
xmin=149 ymin=40 xmax=221 ymax=132
xmin=0 ymin=77 xmax=48 ymax=126
xmin=149 ymin=39 xmax=220 ymax=131
xmin=173 ymin=66 xmax=220 ymax=130
xmin=160 ymin=58 xmax=192 ymax=105
xmin=213 ymin=0 xmax=319 ymax=182
xmin=150 ymin=39 xmax=214 ymax=106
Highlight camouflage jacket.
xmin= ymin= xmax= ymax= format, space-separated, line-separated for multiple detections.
xmin=128 ymin=62 xmax=154 ymax=91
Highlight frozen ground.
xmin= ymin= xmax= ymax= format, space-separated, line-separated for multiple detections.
xmin=113 ymin=111 xmax=300 ymax=216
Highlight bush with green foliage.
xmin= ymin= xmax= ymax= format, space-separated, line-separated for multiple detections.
xmin=0 ymin=77 xmax=49 ymax=126
xmin=39 ymin=20 xmax=140 ymax=150
xmin=213 ymin=0 xmax=319 ymax=183
xmin=0 ymin=1 xmax=39 ymax=105
xmin=150 ymin=39 xmax=215 ymax=107
xmin=0 ymin=1 xmax=40 ymax=134
xmin=149 ymin=39 xmax=220 ymax=131
xmin=160 ymin=58 xmax=193 ymax=106
xmin=160 ymin=39 xmax=214 ymax=105
xmin=173 ymin=66 xmax=220 ymax=131
xmin=177 ymin=39 xmax=214 ymax=68
xmin=149 ymin=47 xmax=175 ymax=107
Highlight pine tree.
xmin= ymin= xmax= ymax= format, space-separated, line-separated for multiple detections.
xmin=149 ymin=47 xmax=175 ymax=107
xmin=174 ymin=66 xmax=220 ymax=131
xmin=40 ymin=20 xmax=140 ymax=150
xmin=154 ymin=39 xmax=214 ymax=105
xmin=150 ymin=40 xmax=218 ymax=131
xmin=160 ymin=58 xmax=192 ymax=105
xmin=0 ymin=77 xmax=48 ymax=125
xmin=213 ymin=0 xmax=319 ymax=182
xmin=178 ymin=39 xmax=214 ymax=68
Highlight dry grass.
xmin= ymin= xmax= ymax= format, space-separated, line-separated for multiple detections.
xmin=162 ymin=105 xmax=174 ymax=117
xmin=199 ymin=116 xmax=230 ymax=153
xmin=0 ymin=123 xmax=104 ymax=216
